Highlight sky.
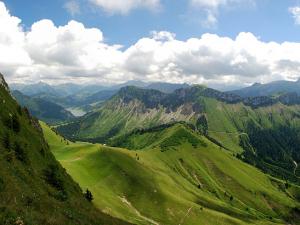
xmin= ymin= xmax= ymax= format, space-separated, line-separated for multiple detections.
xmin=1 ymin=0 xmax=300 ymax=88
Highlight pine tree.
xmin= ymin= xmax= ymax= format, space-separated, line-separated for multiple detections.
xmin=84 ymin=189 xmax=93 ymax=202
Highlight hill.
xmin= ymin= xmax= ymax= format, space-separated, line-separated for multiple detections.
xmin=12 ymin=90 xmax=75 ymax=124
xmin=229 ymin=79 xmax=300 ymax=97
xmin=57 ymin=86 xmax=300 ymax=184
xmin=0 ymin=74 xmax=129 ymax=225
xmin=44 ymin=122 xmax=300 ymax=225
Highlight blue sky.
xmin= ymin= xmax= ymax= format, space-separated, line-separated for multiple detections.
xmin=4 ymin=0 xmax=300 ymax=47
xmin=2 ymin=0 xmax=300 ymax=87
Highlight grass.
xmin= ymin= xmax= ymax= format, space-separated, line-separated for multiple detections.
xmin=0 ymin=85 xmax=129 ymax=225
xmin=42 ymin=122 xmax=300 ymax=225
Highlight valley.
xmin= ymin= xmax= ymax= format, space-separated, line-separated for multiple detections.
xmin=5 ymin=74 xmax=300 ymax=224
xmin=2 ymin=1 xmax=300 ymax=224
xmin=42 ymin=121 xmax=300 ymax=225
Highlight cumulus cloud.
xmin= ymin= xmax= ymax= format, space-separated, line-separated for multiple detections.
xmin=64 ymin=0 xmax=81 ymax=16
xmin=1 ymin=1 xmax=300 ymax=86
xmin=89 ymin=0 xmax=161 ymax=15
xmin=289 ymin=6 xmax=300 ymax=25
xmin=190 ymin=0 xmax=254 ymax=27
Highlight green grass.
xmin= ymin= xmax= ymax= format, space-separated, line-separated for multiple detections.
xmin=43 ymin=122 xmax=300 ymax=225
xmin=0 ymin=84 xmax=129 ymax=225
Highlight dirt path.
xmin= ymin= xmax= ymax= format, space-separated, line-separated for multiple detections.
xmin=178 ymin=206 xmax=193 ymax=225
xmin=61 ymin=156 xmax=84 ymax=162
xmin=119 ymin=196 xmax=160 ymax=225
xmin=209 ymin=131 xmax=247 ymax=136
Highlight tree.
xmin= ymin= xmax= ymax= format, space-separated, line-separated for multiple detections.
xmin=12 ymin=115 xmax=20 ymax=133
xmin=84 ymin=189 xmax=93 ymax=202
xmin=14 ymin=142 xmax=27 ymax=162
xmin=3 ymin=132 xmax=10 ymax=149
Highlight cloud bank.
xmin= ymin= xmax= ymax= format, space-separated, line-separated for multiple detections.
xmin=0 ymin=1 xmax=300 ymax=86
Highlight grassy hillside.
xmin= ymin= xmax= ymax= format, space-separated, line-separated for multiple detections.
xmin=43 ymin=122 xmax=300 ymax=225
xmin=12 ymin=90 xmax=75 ymax=124
xmin=57 ymin=86 xmax=300 ymax=184
xmin=0 ymin=79 xmax=129 ymax=224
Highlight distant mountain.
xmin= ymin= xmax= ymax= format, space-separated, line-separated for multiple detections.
xmin=230 ymin=79 xmax=300 ymax=97
xmin=10 ymin=81 xmax=190 ymax=115
xmin=0 ymin=74 xmax=129 ymax=225
xmin=146 ymin=82 xmax=190 ymax=93
xmin=10 ymin=82 xmax=60 ymax=96
xmin=12 ymin=90 xmax=75 ymax=124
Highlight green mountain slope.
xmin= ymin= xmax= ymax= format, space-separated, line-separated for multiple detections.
xmin=12 ymin=90 xmax=75 ymax=124
xmin=43 ymin=122 xmax=300 ymax=225
xmin=0 ymin=75 xmax=129 ymax=225
xmin=57 ymin=86 xmax=300 ymax=183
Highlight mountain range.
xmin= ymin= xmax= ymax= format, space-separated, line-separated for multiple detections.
xmin=57 ymin=85 xmax=300 ymax=183
xmin=230 ymin=79 xmax=300 ymax=97
xmin=3 ymin=72 xmax=300 ymax=224
xmin=10 ymin=81 xmax=190 ymax=119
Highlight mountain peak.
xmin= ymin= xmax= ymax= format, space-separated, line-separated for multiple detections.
xmin=251 ymin=82 xmax=261 ymax=87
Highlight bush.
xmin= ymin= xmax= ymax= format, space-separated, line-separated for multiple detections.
xmin=2 ymin=132 xmax=10 ymax=149
xmin=14 ymin=142 xmax=27 ymax=162
xmin=84 ymin=189 xmax=93 ymax=202
xmin=0 ymin=177 xmax=5 ymax=192
xmin=43 ymin=164 xmax=64 ymax=191
xmin=12 ymin=115 xmax=21 ymax=133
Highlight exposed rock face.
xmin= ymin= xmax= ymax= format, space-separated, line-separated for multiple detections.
xmin=0 ymin=73 xmax=9 ymax=91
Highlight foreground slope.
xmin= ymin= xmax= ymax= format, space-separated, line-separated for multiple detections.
xmin=0 ymin=74 xmax=129 ymax=225
xmin=44 ymin=122 xmax=300 ymax=225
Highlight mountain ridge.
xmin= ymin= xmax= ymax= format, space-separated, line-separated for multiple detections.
xmin=57 ymin=85 xmax=300 ymax=185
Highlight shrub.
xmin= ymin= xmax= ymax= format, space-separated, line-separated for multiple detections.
xmin=0 ymin=177 xmax=5 ymax=192
xmin=84 ymin=189 xmax=93 ymax=202
xmin=14 ymin=142 xmax=27 ymax=162
xmin=12 ymin=115 xmax=20 ymax=133
xmin=2 ymin=132 xmax=10 ymax=149
xmin=43 ymin=164 xmax=64 ymax=191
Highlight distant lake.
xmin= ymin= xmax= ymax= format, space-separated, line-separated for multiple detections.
xmin=67 ymin=107 xmax=86 ymax=117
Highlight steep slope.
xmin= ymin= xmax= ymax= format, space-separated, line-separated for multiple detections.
xmin=44 ymin=122 xmax=300 ymax=225
xmin=57 ymin=86 xmax=300 ymax=184
xmin=0 ymin=75 xmax=129 ymax=225
xmin=230 ymin=79 xmax=300 ymax=97
xmin=12 ymin=90 xmax=75 ymax=124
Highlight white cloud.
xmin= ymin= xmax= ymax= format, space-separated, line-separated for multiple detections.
xmin=289 ymin=6 xmax=300 ymax=25
xmin=89 ymin=0 xmax=160 ymax=15
xmin=190 ymin=0 xmax=254 ymax=27
xmin=64 ymin=0 xmax=81 ymax=16
xmin=1 ymin=1 xmax=300 ymax=86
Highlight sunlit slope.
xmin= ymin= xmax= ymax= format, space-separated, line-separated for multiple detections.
xmin=56 ymin=86 xmax=300 ymax=184
xmin=43 ymin=122 xmax=300 ymax=225
xmin=0 ymin=80 xmax=129 ymax=224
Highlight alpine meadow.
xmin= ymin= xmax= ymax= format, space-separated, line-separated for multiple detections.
xmin=1 ymin=1 xmax=300 ymax=225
